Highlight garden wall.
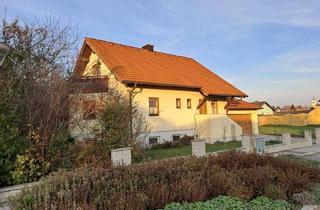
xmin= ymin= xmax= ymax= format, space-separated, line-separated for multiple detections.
xmin=196 ymin=115 xmax=242 ymax=142
xmin=258 ymin=107 xmax=320 ymax=126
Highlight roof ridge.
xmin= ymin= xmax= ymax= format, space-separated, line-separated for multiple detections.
xmin=85 ymin=36 xmax=193 ymax=60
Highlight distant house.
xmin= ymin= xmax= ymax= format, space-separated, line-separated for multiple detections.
xmin=312 ymin=97 xmax=320 ymax=108
xmin=69 ymin=37 xmax=261 ymax=144
xmin=253 ymin=101 xmax=275 ymax=115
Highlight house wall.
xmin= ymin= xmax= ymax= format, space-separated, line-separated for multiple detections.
xmin=83 ymin=53 xmax=128 ymax=93
xmin=70 ymin=52 xmax=259 ymax=144
xmin=134 ymin=88 xmax=204 ymax=142
xmin=257 ymin=104 xmax=274 ymax=115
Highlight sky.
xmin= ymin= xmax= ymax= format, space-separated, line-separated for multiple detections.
xmin=2 ymin=0 xmax=320 ymax=106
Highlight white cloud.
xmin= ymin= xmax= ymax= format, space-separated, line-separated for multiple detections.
xmin=259 ymin=45 xmax=320 ymax=73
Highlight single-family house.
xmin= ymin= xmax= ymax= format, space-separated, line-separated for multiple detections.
xmin=253 ymin=101 xmax=275 ymax=115
xmin=69 ymin=37 xmax=260 ymax=145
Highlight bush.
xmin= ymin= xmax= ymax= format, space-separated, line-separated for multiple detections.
xmin=11 ymin=152 xmax=50 ymax=184
xmin=9 ymin=151 xmax=320 ymax=210
xmin=150 ymin=135 xmax=193 ymax=150
xmin=164 ymin=196 xmax=293 ymax=210
xmin=312 ymin=184 xmax=320 ymax=205
xmin=73 ymin=141 xmax=111 ymax=168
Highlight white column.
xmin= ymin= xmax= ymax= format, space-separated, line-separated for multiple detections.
xmin=304 ymin=130 xmax=313 ymax=144
xmin=282 ymin=133 xmax=291 ymax=145
xmin=315 ymin=128 xmax=320 ymax=144
xmin=191 ymin=139 xmax=206 ymax=157
xmin=242 ymin=135 xmax=255 ymax=153
xmin=111 ymin=147 xmax=132 ymax=166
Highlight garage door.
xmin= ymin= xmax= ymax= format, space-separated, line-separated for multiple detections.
xmin=228 ymin=114 xmax=252 ymax=135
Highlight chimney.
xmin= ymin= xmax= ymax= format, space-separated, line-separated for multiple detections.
xmin=142 ymin=44 xmax=154 ymax=52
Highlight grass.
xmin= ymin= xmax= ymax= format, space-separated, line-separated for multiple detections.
xmin=281 ymin=154 xmax=320 ymax=168
xmin=266 ymin=140 xmax=282 ymax=146
xmin=259 ymin=125 xmax=320 ymax=137
xmin=145 ymin=141 xmax=241 ymax=161
xmin=144 ymin=140 xmax=281 ymax=161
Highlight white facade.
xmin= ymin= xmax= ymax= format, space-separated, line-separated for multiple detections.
xmin=257 ymin=103 xmax=274 ymax=115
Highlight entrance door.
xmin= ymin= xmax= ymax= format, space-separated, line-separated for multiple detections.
xmin=228 ymin=114 xmax=252 ymax=135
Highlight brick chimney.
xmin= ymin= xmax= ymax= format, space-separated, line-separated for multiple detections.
xmin=142 ymin=44 xmax=154 ymax=52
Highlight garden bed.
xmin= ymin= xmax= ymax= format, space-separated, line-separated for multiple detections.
xmin=10 ymin=151 xmax=320 ymax=210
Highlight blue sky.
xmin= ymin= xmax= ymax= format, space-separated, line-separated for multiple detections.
xmin=2 ymin=0 xmax=320 ymax=106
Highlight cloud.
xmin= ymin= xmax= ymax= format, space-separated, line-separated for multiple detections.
xmin=258 ymin=45 xmax=320 ymax=73
xmin=156 ymin=0 xmax=320 ymax=42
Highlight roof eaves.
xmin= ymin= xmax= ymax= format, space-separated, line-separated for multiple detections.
xmin=123 ymin=80 xmax=202 ymax=89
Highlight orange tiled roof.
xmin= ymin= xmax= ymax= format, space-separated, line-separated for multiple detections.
xmin=79 ymin=37 xmax=247 ymax=97
xmin=226 ymin=100 xmax=261 ymax=110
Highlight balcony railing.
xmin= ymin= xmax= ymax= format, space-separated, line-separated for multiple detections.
xmin=70 ymin=76 xmax=108 ymax=94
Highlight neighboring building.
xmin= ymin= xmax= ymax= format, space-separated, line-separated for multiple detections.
xmin=276 ymin=104 xmax=313 ymax=115
xmin=312 ymin=97 xmax=320 ymax=108
xmin=253 ymin=101 xmax=275 ymax=115
xmin=69 ymin=37 xmax=260 ymax=145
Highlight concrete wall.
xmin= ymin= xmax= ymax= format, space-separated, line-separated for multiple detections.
xmin=0 ymin=182 xmax=38 ymax=203
xmin=259 ymin=108 xmax=320 ymax=126
xmin=196 ymin=114 xmax=243 ymax=142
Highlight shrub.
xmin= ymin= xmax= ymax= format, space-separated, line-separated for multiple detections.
xmin=150 ymin=135 xmax=193 ymax=150
xmin=164 ymin=196 xmax=293 ymax=210
xmin=11 ymin=152 xmax=50 ymax=184
xmin=94 ymin=88 xmax=150 ymax=152
xmin=9 ymin=151 xmax=320 ymax=210
xmin=312 ymin=184 xmax=320 ymax=205
xmin=73 ymin=141 xmax=111 ymax=168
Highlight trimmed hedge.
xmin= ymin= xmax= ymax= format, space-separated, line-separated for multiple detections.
xmin=10 ymin=151 xmax=320 ymax=210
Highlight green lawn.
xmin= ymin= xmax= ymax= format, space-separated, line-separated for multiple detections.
xmin=259 ymin=125 xmax=320 ymax=137
xmin=144 ymin=140 xmax=280 ymax=161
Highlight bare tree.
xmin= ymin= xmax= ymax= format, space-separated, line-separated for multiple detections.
xmin=193 ymin=115 xmax=203 ymax=140
xmin=0 ymin=16 xmax=79 ymax=176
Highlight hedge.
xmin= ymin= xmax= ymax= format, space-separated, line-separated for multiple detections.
xmin=10 ymin=151 xmax=320 ymax=210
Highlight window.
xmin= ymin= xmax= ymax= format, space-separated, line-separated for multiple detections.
xmin=173 ymin=134 xmax=181 ymax=141
xmin=83 ymin=100 xmax=96 ymax=120
xmin=176 ymin=98 xmax=181 ymax=109
xmin=149 ymin=97 xmax=159 ymax=116
xmin=187 ymin=99 xmax=192 ymax=109
xmin=149 ymin=136 xmax=159 ymax=145
xmin=211 ymin=101 xmax=218 ymax=115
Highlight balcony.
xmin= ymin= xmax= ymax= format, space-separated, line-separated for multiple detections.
xmin=70 ymin=76 xmax=108 ymax=94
